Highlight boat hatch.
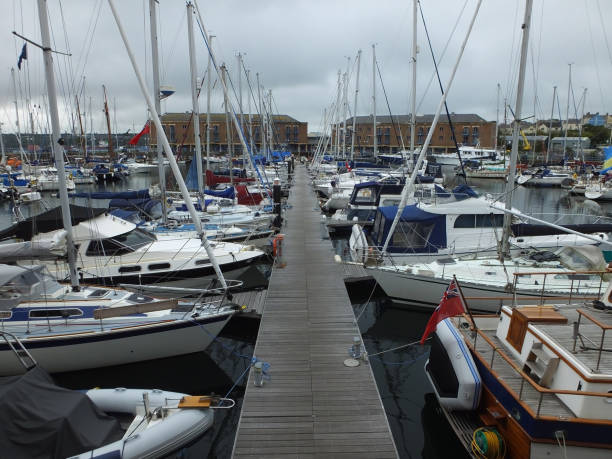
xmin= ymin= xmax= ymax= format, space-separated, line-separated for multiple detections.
xmin=126 ymin=293 xmax=155 ymax=304
xmin=436 ymin=258 xmax=457 ymax=265
xmin=29 ymin=308 xmax=83 ymax=319
xmin=88 ymin=289 xmax=108 ymax=298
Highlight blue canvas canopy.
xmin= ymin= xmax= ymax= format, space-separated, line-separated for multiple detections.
xmin=204 ymin=187 xmax=235 ymax=199
xmin=69 ymin=190 xmax=150 ymax=199
xmin=372 ymin=205 xmax=446 ymax=253
xmin=452 ymin=184 xmax=478 ymax=200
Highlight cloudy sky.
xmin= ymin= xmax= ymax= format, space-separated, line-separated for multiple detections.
xmin=1 ymin=0 xmax=611 ymax=137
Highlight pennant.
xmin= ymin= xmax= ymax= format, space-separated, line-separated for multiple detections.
xmin=420 ymin=278 xmax=466 ymax=344
xmin=17 ymin=44 xmax=27 ymax=70
xmin=128 ymin=122 xmax=150 ymax=145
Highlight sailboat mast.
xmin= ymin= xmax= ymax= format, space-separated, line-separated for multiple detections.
xmin=37 ymin=0 xmax=79 ymax=289
xmin=410 ymin=0 xmax=417 ymax=169
xmin=222 ymin=65 xmax=234 ymax=187
xmin=108 ymin=0 xmax=227 ymax=289
xmin=546 ymin=86 xmax=556 ymax=164
xmin=0 ymin=123 xmax=5 ymax=166
xmin=102 ymin=85 xmax=113 ymax=160
xmin=149 ymin=0 xmax=167 ymax=224
xmin=206 ymin=34 xmax=213 ymax=183
xmin=342 ymin=59 xmax=350 ymax=157
xmin=502 ymin=0 xmax=533 ymax=258
xmin=75 ymin=95 xmax=86 ymax=154
xmin=187 ymin=2 xmax=204 ymax=197
xmin=494 ymin=83 xmax=500 ymax=153
xmin=372 ymin=44 xmax=377 ymax=158
xmin=11 ymin=68 xmax=27 ymax=165
xmin=562 ymin=63 xmax=572 ymax=158
xmin=350 ymin=50 xmax=361 ymax=162
xmin=238 ymin=52 xmax=244 ymax=164
xmin=257 ymin=73 xmax=265 ymax=157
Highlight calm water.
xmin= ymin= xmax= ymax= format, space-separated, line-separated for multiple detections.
xmin=5 ymin=167 xmax=612 ymax=458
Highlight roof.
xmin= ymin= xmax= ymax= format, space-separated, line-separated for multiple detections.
xmin=345 ymin=114 xmax=489 ymax=125
xmin=160 ymin=113 xmax=304 ymax=124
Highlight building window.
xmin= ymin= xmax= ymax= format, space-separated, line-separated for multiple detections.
xmin=439 ymin=126 xmax=443 ymax=132
xmin=182 ymin=125 xmax=188 ymax=129
xmin=213 ymin=125 xmax=219 ymax=142
xmin=169 ymin=125 xmax=176 ymax=143
xmin=462 ymin=126 xmax=469 ymax=145
xmin=384 ymin=127 xmax=390 ymax=145
xmin=472 ymin=126 xmax=479 ymax=145
xmin=254 ymin=126 xmax=260 ymax=141
xmin=286 ymin=126 xmax=291 ymax=141
xmin=418 ymin=127 xmax=424 ymax=144
xmin=293 ymin=126 xmax=299 ymax=141
xmin=439 ymin=136 xmax=443 ymax=141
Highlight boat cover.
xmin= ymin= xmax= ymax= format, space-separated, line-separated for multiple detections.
xmin=0 ymin=366 xmax=121 ymax=458
xmin=452 ymin=184 xmax=478 ymax=200
xmin=0 ymin=205 xmax=107 ymax=241
xmin=511 ymin=223 xmax=612 ymax=237
xmin=69 ymin=189 xmax=150 ymax=199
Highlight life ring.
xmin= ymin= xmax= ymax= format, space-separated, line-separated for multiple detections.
xmin=272 ymin=234 xmax=284 ymax=257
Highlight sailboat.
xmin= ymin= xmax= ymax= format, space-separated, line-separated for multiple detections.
xmin=360 ymin=0 xmax=612 ymax=311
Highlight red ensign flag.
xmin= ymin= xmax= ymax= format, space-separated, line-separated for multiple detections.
xmin=420 ymin=278 xmax=466 ymax=344
xmin=128 ymin=122 xmax=151 ymax=145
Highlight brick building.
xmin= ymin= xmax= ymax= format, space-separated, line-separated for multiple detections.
xmin=150 ymin=113 xmax=308 ymax=155
xmin=332 ymin=114 xmax=496 ymax=155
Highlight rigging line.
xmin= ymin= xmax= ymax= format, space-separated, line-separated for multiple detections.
xmin=504 ymin=1 xmax=521 ymax=105
xmin=160 ymin=9 xmax=187 ymax=84
xmin=415 ymin=0 xmax=468 ymax=115
xmin=596 ymin=0 xmax=612 ymax=68
xmin=74 ymin=0 xmax=103 ymax=98
xmin=418 ymin=1 xmax=465 ymax=181
xmin=585 ymin=3 xmax=606 ymax=111
xmin=375 ymin=60 xmax=405 ymax=153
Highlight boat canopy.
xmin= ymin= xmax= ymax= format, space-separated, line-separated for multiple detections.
xmin=0 ymin=205 xmax=107 ymax=241
xmin=372 ymin=205 xmax=446 ymax=253
xmin=0 ymin=265 xmax=62 ymax=311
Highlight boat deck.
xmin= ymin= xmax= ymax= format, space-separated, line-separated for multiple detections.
xmin=232 ymin=165 xmax=398 ymax=458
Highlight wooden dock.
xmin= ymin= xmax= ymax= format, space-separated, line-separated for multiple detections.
xmin=232 ymin=166 xmax=398 ymax=458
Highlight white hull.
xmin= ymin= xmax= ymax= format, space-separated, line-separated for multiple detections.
xmin=0 ymin=313 xmax=231 ymax=375
xmin=368 ymin=266 xmax=600 ymax=312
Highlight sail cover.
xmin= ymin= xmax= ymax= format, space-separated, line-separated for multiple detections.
xmin=0 ymin=205 xmax=107 ymax=241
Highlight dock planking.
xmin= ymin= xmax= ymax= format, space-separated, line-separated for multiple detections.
xmin=232 ymin=165 xmax=398 ymax=458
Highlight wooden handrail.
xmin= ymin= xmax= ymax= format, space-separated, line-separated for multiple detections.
xmin=469 ymin=326 xmax=612 ymax=399
xmin=464 ymin=295 xmax=598 ymax=302
xmin=577 ymin=308 xmax=612 ymax=331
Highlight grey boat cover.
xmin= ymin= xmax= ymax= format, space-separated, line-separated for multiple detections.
xmin=0 ymin=366 xmax=121 ymax=459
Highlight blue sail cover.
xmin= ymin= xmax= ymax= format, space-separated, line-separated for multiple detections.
xmin=373 ymin=205 xmax=446 ymax=253
xmin=69 ymin=190 xmax=150 ymax=199
xmin=204 ymin=187 xmax=235 ymax=199
xmin=186 ymin=159 xmax=199 ymax=191
xmin=452 ymin=184 xmax=478 ymax=200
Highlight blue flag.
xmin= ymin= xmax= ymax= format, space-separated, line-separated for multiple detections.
xmin=17 ymin=44 xmax=27 ymax=70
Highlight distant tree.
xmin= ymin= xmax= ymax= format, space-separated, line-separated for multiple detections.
xmin=582 ymin=125 xmax=610 ymax=145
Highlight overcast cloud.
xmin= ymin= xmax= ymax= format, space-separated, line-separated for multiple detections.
xmin=1 ymin=0 xmax=611 ymax=138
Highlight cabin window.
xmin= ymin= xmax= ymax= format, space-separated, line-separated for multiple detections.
xmin=148 ymin=263 xmax=171 ymax=271
xmin=353 ymin=188 xmax=376 ymax=205
xmin=0 ymin=311 xmax=12 ymax=319
xmin=373 ymin=213 xmax=385 ymax=245
xmin=475 ymin=214 xmax=504 ymax=227
xmin=454 ymin=214 xmax=476 ymax=228
xmin=87 ymin=289 xmax=108 ymax=298
xmin=29 ymin=308 xmax=83 ymax=319
xmin=392 ymin=222 xmax=435 ymax=249
xmin=86 ymin=228 xmax=155 ymax=257
xmin=118 ymin=265 xmax=141 ymax=273
xmin=380 ymin=198 xmax=401 ymax=206
xmin=195 ymin=258 xmax=210 ymax=265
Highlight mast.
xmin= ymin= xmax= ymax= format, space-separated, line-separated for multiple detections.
xmin=268 ymin=90 xmax=274 ymax=152
xmin=335 ymin=70 xmax=341 ymax=156
xmin=11 ymin=68 xmax=27 ymax=166
xmin=381 ymin=0 xmax=482 ymax=254
xmin=187 ymin=2 xmax=204 ymax=196
xmin=75 ymin=95 xmax=86 ymax=155
xmin=0 ymin=123 xmax=5 ymax=166
xmin=501 ymin=0 xmax=533 ymax=258
xmin=108 ymin=0 xmax=227 ymax=289
xmin=494 ymin=83 xmax=500 ymax=153
xmin=577 ymin=88 xmax=587 ymax=161
xmin=149 ymin=0 xmax=167 ymax=224
xmin=89 ymin=96 xmax=94 ymax=155
xmin=247 ymin=69 xmax=254 ymax=155
xmin=222 ymin=65 xmax=233 ymax=187
xmin=350 ymin=50 xmax=361 ymax=162
xmin=37 ymin=0 xmax=79 ymax=289
xmin=410 ymin=0 xmax=417 ymax=169
xmin=238 ymin=52 xmax=244 ymax=163
xmin=257 ymin=73 xmax=265 ymax=157
xmin=342 ymin=59 xmax=350 ymax=157
xmin=102 ymin=85 xmax=113 ymax=160
xmin=372 ymin=44 xmax=377 ymax=158
xmin=562 ymin=63 xmax=572 ymax=158
xmin=546 ymin=86 xmax=556 ymax=164
xmin=206 ymin=34 xmax=213 ymax=186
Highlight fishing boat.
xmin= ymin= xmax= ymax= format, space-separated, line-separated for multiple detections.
xmin=0 ymin=264 xmax=237 ymax=375
xmin=425 ymin=277 xmax=612 ymax=457
xmin=431 ymin=145 xmax=497 ymax=166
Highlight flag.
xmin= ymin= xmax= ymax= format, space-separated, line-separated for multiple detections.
xmin=345 ymin=160 xmax=351 ymax=171
xmin=128 ymin=122 xmax=150 ymax=145
xmin=420 ymin=278 xmax=466 ymax=344
xmin=17 ymin=44 xmax=27 ymax=70
xmin=599 ymin=146 xmax=612 ymax=174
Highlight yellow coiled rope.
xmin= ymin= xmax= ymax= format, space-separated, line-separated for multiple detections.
xmin=471 ymin=427 xmax=506 ymax=459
